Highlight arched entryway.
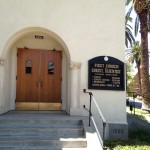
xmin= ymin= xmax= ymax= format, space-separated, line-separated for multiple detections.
xmin=1 ymin=27 xmax=70 ymax=113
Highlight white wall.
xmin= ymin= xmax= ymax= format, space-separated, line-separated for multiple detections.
xmin=0 ymin=0 xmax=126 ymax=131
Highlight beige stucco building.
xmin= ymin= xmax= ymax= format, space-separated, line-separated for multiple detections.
xmin=0 ymin=0 xmax=127 ymax=140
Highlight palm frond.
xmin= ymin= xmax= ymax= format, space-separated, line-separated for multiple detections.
xmin=125 ymin=27 xmax=135 ymax=47
xmin=125 ymin=15 xmax=133 ymax=24
xmin=125 ymin=0 xmax=133 ymax=6
xmin=126 ymin=24 xmax=133 ymax=29
xmin=125 ymin=0 xmax=135 ymax=48
xmin=126 ymin=27 xmax=135 ymax=40
xmin=134 ymin=15 xmax=140 ymax=36
xmin=126 ymin=7 xmax=133 ymax=24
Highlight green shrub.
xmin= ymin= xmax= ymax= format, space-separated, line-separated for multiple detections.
xmin=130 ymin=128 xmax=150 ymax=142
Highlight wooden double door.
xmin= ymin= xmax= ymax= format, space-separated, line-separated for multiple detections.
xmin=16 ymin=48 xmax=62 ymax=110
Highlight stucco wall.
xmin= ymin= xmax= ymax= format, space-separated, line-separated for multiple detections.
xmin=0 ymin=0 xmax=124 ymax=58
xmin=0 ymin=0 xmax=126 ymax=139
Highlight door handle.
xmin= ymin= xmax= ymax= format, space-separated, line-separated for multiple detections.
xmin=36 ymin=80 xmax=39 ymax=87
xmin=40 ymin=80 xmax=43 ymax=87
xmin=40 ymin=76 xmax=44 ymax=87
xmin=36 ymin=79 xmax=43 ymax=87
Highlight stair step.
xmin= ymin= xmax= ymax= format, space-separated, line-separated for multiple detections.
xmin=0 ymin=136 xmax=85 ymax=141
xmin=0 ymin=128 xmax=84 ymax=138
xmin=0 ymin=147 xmax=87 ymax=150
xmin=0 ymin=139 xmax=87 ymax=148
xmin=0 ymin=118 xmax=83 ymax=123
xmin=0 ymin=119 xmax=83 ymax=128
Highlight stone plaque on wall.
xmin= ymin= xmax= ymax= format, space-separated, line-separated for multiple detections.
xmin=88 ymin=56 xmax=125 ymax=91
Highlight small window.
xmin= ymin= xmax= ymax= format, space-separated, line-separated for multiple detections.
xmin=48 ymin=62 xmax=54 ymax=74
xmin=26 ymin=60 xmax=32 ymax=74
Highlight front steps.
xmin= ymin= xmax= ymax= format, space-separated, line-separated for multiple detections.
xmin=0 ymin=111 xmax=87 ymax=150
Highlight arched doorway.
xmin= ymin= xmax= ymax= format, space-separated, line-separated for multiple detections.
xmin=2 ymin=27 xmax=70 ymax=112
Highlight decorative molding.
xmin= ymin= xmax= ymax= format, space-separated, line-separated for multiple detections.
xmin=0 ymin=58 xmax=5 ymax=66
xmin=70 ymin=61 xmax=82 ymax=70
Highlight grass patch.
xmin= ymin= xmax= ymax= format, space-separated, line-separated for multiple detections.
xmin=105 ymin=129 xmax=150 ymax=150
xmin=126 ymin=106 xmax=150 ymax=116
xmin=134 ymin=114 xmax=148 ymax=122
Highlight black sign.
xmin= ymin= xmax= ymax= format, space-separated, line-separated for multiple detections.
xmin=88 ymin=56 xmax=125 ymax=91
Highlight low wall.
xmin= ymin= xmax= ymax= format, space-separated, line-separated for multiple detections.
xmin=127 ymin=113 xmax=150 ymax=137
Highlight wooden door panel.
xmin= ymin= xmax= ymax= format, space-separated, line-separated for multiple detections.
xmin=16 ymin=49 xmax=27 ymax=102
xmin=39 ymin=50 xmax=53 ymax=102
xmin=25 ymin=49 xmax=40 ymax=102
xmin=16 ymin=49 xmax=40 ymax=102
xmin=40 ymin=50 xmax=62 ymax=103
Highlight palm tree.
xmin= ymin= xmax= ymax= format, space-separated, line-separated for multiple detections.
xmin=126 ymin=0 xmax=150 ymax=110
xmin=126 ymin=41 xmax=142 ymax=94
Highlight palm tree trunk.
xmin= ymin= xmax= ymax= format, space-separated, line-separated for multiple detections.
xmin=137 ymin=63 xmax=142 ymax=95
xmin=139 ymin=10 xmax=150 ymax=110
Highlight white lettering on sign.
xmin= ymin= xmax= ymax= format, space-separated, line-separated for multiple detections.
xmin=94 ymin=64 xmax=104 ymax=68
xmin=106 ymin=64 xmax=119 ymax=69
xmin=105 ymin=69 xmax=121 ymax=74
xmin=92 ymin=68 xmax=104 ymax=73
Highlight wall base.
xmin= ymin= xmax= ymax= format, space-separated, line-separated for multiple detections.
xmin=107 ymin=122 xmax=128 ymax=140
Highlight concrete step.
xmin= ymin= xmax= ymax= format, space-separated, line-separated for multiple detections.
xmin=0 ymin=139 xmax=87 ymax=149
xmin=0 ymin=116 xmax=87 ymax=149
xmin=0 ymin=118 xmax=83 ymax=128
xmin=0 ymin=147 xmax=87 ymax=150
xmin=0 ymin=148 xmax=87 ymax=150
xmin=0 ymin=128 xmax=84 ymax=138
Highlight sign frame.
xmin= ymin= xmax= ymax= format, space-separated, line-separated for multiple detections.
xmin=88 ymin=56 xmax=125 ymax=91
